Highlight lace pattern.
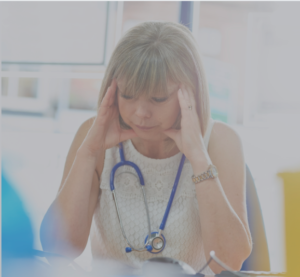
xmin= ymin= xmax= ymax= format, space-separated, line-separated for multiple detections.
xmin=91 ymin=119 xmax=215 ymax=275
xmin=100 ymin=140 xmax=196 ymax=202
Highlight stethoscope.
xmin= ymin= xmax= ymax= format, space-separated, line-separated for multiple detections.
xmin=110 ymin=142 xmax=186 ymax=254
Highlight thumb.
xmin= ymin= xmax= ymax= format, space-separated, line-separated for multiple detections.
xmin=163 ymin=129 xmax=180 ymax=142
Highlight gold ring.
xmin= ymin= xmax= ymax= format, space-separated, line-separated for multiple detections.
xmin=188 ymin=105 xmax=192 ymax=110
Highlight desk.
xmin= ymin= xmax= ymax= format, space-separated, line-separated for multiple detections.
xmin=214 ymin=271 xmax=285 ymax=277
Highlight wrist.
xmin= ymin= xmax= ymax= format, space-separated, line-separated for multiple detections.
xmin=191 ymin=160 xmax=210 ymax=176
xmin=188 ymin=149 xmax=211 ymax=175
xmin=192 ymin=164 xmax=218 ymax=184
xmin=77 ymin=144 xmax=105 ymax=162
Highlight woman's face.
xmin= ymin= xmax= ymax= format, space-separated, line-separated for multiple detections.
xmin=117 ymin=80 xmax=180 ymax=141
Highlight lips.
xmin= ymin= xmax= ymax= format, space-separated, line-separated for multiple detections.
xmin=134 ymin=124 xmax=156 ymax=130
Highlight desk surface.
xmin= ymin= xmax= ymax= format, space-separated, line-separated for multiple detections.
xmin=214 ymin=271 xmax=285 ymax=277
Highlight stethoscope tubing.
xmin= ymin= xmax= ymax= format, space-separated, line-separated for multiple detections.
xmin=159 ymin=154 xmax=185 ymax=231
xmin=110 ymin=142 xmax=185 ymax=253
xmin=110 ymin=143 xmax=151 ymax=251
xmin=110 ymin=161 xmax=145 ymax=190
xmin=112 ymin=188 xmax=151 ymax=252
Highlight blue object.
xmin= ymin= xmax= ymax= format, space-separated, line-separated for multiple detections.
xmin=146 ymin=245 xmax=153 ymax=252
xmin=110 ymin=143 xmax=145 ymax=191
xmin=2 ymin=172 xmax=34 ymax=259
xmin=1 ymin=170 xmax=41 ymax=277
xmin=160 ymin=155 xmax=185 ymax=231
xmin=145 ymin=232 xmax=166 ymax=254
xmin=110 ymin=143 xmax=185 ymax=254
xmin=241 ymin=164 xmax=270 ymax=271
xmin=180 ymin=1 xmax=193 ymax=31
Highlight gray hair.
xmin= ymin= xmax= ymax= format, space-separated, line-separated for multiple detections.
xmin=98 ymin=21 xmax=210 ymax=139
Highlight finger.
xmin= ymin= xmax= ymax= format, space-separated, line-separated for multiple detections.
xmin=177 ymin=88 xmax=191 ymax=114
xmin=183 ymin=85 xmax=196 ymax=107
xmin=96 ymin=80 xmax=117 ymax=121
xmin=180 ymin=85 xmax=196 ymax=110
xmin=177 ymin=88 xmax=186 ymax=109
xmin=179 ymin=84 xmax=188 ymax=102
xmin=101 ymin=79 xmax=117 ymax=108
xmin=108 ymin=79 xmax=118 ymax=106
xmin=120 ymin=129 xmax=138 ymax=142
xmin=177 ymin=87 xmax=200 ymax=134
xmin=163 ymin=128 xmax=180 ymax=141
xmin=100 ymin=87 xmax=112 ymax=108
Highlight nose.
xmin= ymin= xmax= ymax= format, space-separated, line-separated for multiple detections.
xmin=134 ymin=98 xmax=152 ymax=119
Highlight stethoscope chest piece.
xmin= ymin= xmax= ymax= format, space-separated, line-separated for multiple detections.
xmin=145 ymin=232 xmax=166 ymax=254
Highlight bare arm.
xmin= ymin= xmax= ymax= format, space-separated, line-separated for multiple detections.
xmin=164 ymin=86 xmax=252 ymax=273
xmin=40 ymin=118 xmax=102 ymax=258
xmin=194 ymin=122 xmax=252 ymax=273
xmin=40 ymin=80 xmax=137 ymax=258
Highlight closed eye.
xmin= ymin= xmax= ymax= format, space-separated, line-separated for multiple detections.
xmin=121 ymin=94 xmax=133 ymax=100
xmin=121 ymin=94 xmax=168 ymax=102
xmin=152 ymin=97 xmax=168 ymax=103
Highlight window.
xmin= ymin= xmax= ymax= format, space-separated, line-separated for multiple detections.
xmin=244 ymin=8 xmax=300 ymax=126
xmin=1 ymin=2 xmax=108 ymax=65
xmin=1 ymin=1 xmax=113 ymax=121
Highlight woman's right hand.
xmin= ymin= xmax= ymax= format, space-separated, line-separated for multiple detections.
xmin=79 ymin=79 xmax=137 ymax=158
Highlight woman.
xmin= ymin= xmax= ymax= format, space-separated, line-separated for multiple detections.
xmin=40 ymin=22 xmax=252 ymax=274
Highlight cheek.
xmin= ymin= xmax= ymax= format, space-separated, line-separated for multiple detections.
xmin=157 ymin=100 xmax=180 ymax=124
xmin=118 ymin=97 xmax=132 ymax=118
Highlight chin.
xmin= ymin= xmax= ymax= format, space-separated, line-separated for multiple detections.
xmin=135 ymin=130 xmax=167 ymax=142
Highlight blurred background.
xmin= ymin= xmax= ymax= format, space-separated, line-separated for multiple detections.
xmin=1 ymin=1 xmax=300 ymax=272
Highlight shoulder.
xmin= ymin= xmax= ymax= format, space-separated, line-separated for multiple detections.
xmin=64 ymin=116 xmax=96 ymax=168
xmin=208 ymin=120 xmax=244 ymax=166
xmin=67 ymin=116 xmax=95 ymax=150
xmin=75 ymin=116 xmax=96 ymax=141
xmin=58 ymin=116 xmax=97 ymax=191
xmin=209 ymin=121 xmax=243 ymax=151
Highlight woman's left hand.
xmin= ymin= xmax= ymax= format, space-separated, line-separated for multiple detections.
xmin=163 ymin=85 xmax=211 ymax=170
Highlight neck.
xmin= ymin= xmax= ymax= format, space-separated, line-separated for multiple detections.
xmin=131 ymin=137 xmax=179 ymax=159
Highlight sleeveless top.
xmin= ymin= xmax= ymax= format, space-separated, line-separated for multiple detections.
xmin=90 ymin=118 xmax=215 ymax=275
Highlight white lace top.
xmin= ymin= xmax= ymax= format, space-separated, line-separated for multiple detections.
xmin=90 ymin=119 xmax=215 ymax=275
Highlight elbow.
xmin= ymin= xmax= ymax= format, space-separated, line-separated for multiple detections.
xmin=40 ymin=237 xmax=84 ymax=267
xmin=235 ymin=243 xmax=254 ymax=271
xmin=230 ymin=227 xmax=253 ymax=271
xmin=40 ymin=234 xmax=86 ymax=263
xmin=40 ymin=211 xmax=86 ymax=260
xmin=236 ymin=232 xmax=253 ymax=269
xmin=40 ymin=225 xmax=86 ymax=260
xmin=210 ymin=240 xmax=253 ymax=274
xmin=232 ymin=253 xmax=252 ymax=272
xmin=229 ymin=240 xmax=253 ymax=272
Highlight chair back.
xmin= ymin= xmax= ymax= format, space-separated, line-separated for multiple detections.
xmin=241 ymin=164 xmax=270 ymax=271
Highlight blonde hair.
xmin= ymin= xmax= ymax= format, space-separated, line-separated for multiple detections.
xmin=98 ymin=21 xmax=211 ymax=142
